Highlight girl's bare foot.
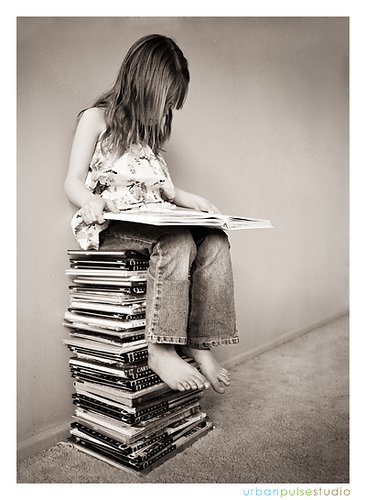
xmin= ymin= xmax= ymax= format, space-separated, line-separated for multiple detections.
xmin=180 ymin=346 xmax=230 ymax=394
xmin=147 ymin=343 xmax=211 ymax=392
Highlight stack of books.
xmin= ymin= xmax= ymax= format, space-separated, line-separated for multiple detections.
xmin=63 ymin=249 xmax=213 ymax=475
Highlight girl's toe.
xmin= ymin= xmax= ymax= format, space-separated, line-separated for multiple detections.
xmin=218 ymin=374 xmax=231 ymax=386
xmin=192 ymin=376 xmax=205 ymax=390
xmin=212 ymin=380 xmax=225 ymax=394
xmin=188 ymin=378 xmax=198 ymax=390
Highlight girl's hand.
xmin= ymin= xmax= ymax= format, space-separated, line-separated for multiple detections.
xmin=186 ymin=194 xmax=220 ymax=214
xmin=172 ymin=188 xmax=220 ymax=214
xmin=80 ymin=196 xmax=118 ymax=224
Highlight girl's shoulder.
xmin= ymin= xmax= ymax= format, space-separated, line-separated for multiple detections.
xmin=78 ymin=107 xmax=106 ymax=136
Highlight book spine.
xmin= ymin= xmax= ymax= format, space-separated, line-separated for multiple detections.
xmin=71 ymin=264 xmax=149 ymax=271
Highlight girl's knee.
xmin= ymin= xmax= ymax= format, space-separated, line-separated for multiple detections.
xmin=162 ymin=228 xmax=196 ymax=255
xmin=153 ymin=228 xmax=197 ymax=269
xmin=205 ymin=230 xmax=231 ymax=251
xmin=195 ymin=230 xmax=231 ymax=267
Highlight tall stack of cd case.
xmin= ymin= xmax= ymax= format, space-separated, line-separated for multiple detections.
xmin=63 ymin=249 xmax=213 ymax=475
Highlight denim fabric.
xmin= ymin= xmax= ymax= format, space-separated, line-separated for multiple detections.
xmin=99 ymin=221 xmax=239 ymax=349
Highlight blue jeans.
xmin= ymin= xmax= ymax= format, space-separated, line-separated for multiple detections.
xmin=99 ymin=221 xmax=239 ymax=349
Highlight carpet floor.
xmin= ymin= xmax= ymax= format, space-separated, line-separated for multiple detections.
xmin=17 ymin=315 xmax=349 ymax=483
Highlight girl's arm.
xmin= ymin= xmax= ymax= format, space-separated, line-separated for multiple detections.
xmin=64 ymin=108 xmax=116 ymax=224
xmin=173 ymin=187 xmax=220 ymax=213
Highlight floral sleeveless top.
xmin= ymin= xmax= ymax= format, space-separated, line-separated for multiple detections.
xmin=71 ymin=139 xmax=176 ymax=250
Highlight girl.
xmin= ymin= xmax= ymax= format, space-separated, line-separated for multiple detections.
xmin=64 ymin=34 xmax=239 ymax=394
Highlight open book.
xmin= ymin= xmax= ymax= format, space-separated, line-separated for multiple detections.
xmin=103 ymin=206 xmax=272 ymax=230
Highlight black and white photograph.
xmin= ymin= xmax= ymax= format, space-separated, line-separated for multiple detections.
xmin=13 ymin=8 xmax=356 ymax=494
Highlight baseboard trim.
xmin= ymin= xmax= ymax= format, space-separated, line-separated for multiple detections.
xmin=18 ymin=310 xmax=348 ymax=462
xmin=17 ymin=421 xmax=70 ymax=462
xmin=221 ymin=310 xmax=349 ymax=370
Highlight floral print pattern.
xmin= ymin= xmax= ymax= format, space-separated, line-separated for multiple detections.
xmin=71 ymin=141 xmax=176 ymax=250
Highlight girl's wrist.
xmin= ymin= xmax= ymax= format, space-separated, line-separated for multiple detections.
xmin=80 ymin=192 xmax=101 ymax=207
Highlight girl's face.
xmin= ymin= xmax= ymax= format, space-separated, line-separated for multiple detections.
xmin=146 ymin=99 xmax=173 ymax=126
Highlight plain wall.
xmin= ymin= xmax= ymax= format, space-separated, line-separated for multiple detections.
xmin=17 ymin=17 xmax=348 ymax=449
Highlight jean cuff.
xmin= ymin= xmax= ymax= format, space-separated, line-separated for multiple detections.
xmin=145 ymin=334 xmax=188 ymax=345
xmin=187 ymin=336 xmax=240 ymax=349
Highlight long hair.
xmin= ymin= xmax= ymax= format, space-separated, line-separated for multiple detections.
xmin=89 ymin=34 xmax=190 ymax=156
